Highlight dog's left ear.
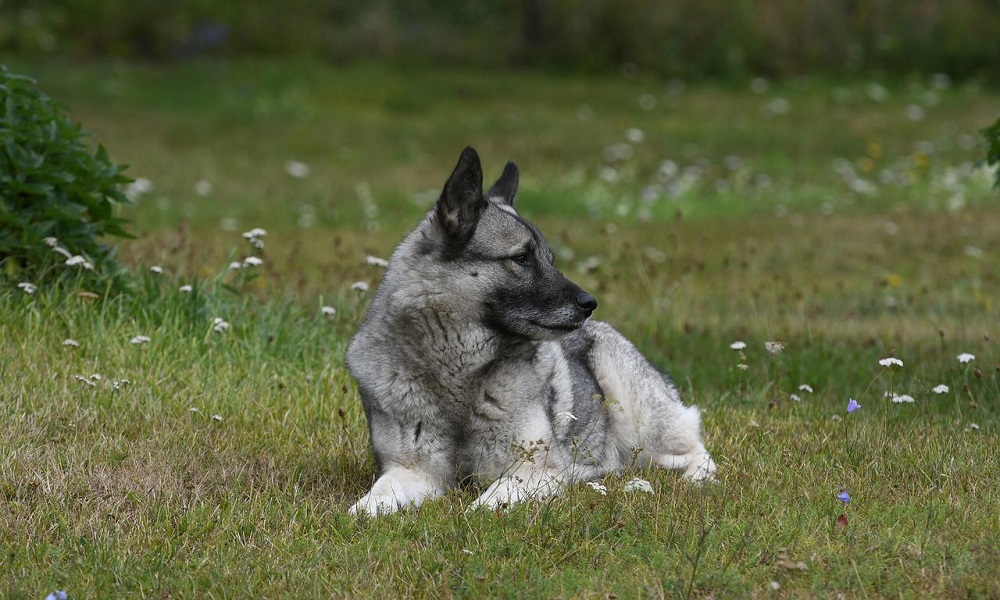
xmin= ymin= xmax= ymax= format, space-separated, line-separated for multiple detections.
xmin=486 ymin=161 xmax=519 ymax=207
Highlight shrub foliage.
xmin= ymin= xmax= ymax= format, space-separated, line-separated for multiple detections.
xmin=0 ymin=65 xmax=133 ymax=287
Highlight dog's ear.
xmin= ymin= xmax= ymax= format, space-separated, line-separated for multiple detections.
xmin=436 ymin=146 xmax=486 ymax=252
xmin=486 ymin=161 xmax=519 ymax=207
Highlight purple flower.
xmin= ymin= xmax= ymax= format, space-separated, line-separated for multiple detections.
xmin=837 ymin=490 xmax=850 ymax=503
xmin=846 ymin=398 xmax=861 ymax=413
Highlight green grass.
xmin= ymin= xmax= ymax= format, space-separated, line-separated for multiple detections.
xmin=2 ymin=59 xmax=999 ymax=598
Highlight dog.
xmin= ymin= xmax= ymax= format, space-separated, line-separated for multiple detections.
xmin=346 ymin=147 xmax=716 ymax=515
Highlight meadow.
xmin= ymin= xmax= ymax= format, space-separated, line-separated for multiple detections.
xmin=2 ymin=59 xmax=999 ymax=598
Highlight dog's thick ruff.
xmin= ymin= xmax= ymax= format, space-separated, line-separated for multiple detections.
xmin=346 ymin=147 xmax=716 ymax=515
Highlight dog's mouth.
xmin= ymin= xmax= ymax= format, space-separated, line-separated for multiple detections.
xmin=527 ymin=316 xmax=588 ymax=334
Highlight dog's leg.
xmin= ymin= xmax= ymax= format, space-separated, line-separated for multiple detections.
xmin=349 ymin=406 xmax=453 ymax=516
xmin=586 ymin=322 xmax=717 ymax=483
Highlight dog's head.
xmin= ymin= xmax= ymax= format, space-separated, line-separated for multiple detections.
xmin=428 ymin=146 xmax=596 ymax=340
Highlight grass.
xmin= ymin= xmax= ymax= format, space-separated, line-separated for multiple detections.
xmin=2 ymin=59 xmax=999 ymax=598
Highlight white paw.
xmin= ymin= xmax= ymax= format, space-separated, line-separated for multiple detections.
xmin=683 ymin=454 xmax=718 ymax=484
xmin=468 ymin=474 xmax=562 ymax=512
xmin=348 ymin=468 xmax=444 ymax=517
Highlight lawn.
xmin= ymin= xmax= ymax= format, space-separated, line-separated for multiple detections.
xmin=2 ymin=59 xmax=999 ymax=598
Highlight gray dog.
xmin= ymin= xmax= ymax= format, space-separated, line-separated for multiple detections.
xmin=347 ymin=147 xmax=716 ymax=515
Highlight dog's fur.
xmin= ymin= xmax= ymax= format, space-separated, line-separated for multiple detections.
xmin=347 ymin=147 xmax=716 ymax=515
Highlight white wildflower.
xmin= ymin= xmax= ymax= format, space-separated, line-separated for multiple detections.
xmin=623 ymin=478 xmax=654 ymax=494
xmin=769 ymin=581 xmax=781 ymax=591
xmin=149 ymin=265 xmax=163 ymax=274
xmin=625 ymin=128 xmax=645 ymax=144
xmin=130 ymin=335 xmax=150 ymax=345
xmin=321 ymin=305 xmax=337 ymax=317
xmin=17 ymin=282 xmax=37 ymax=294
xmin=211 ymin=414 xmax=223 ymax=422
xmin=213 ymin=317 xmax=230 ymax=333
xmin=62 ymin=339 xmax=80 ymax=347
xmin=112 ymin=379 xmax=129 ymax=390
xmin=585 ymin=481 xmax=608 ymax=496
xmin=243 ymin=227 xmax=267 ymax=239
xmin=889 ymin=393 xmax=915 ymax=404
xmin=964 ymin=423 xmax=980 ymax=432
xmin=284 ymin=160 xmax=310 ymax=179
xmin=932 ymin=384 xmax=949 ymax=394
xmin=65 ymin=255 xmax=94 ymax=270
xmin=798 ymin=384 xmax=814 ymax=393
xmin=189 ymin=407 xmax=200 ymax=413
xmin=790 ymin=394 xmax=801 ymax=402
xmin=228 ymin=261 xmax=243 ymax=270
xmin=737 ymin=363 xmax=749 ymax=371
xmin=194 ymin=180 xmax=213 ymax=196
xmin=765 ymin=341 xmax=784 ymax=354
xmin=43 ymin=237 xmax=59 ymax=247
xmin=73 ymin=375 xmax=96 ymax=387
xmin=351 ymin=281 xmax=370 ymax=292
xmin=957 ymin=353 xmax=975 ymax=364
xmin=730 ymin=341 xmax=747 ymax=351
xmin=179 ymin=285 xmax=193 ymax=293
xmin=878 ymin=357 xmax=904 ymax=368
xmin=365 ymin=255 xmax=389 ymax=268
xmin=243 ymin=256 xmax=263 ymax=267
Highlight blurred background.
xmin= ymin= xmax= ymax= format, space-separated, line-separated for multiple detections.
xmin=2 ymin=0 xmax=999 ymax=79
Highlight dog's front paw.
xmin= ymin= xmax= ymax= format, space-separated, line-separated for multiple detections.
xmin=349 ymin=468 xmax=444 ymax=517
xmin=349 ymin=492 xmax=402 ymax=516
xmin=682 ymin=453 xmax=718 ymax=484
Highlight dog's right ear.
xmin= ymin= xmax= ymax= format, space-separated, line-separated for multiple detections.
xmin=436 ymin=146 xmax=486 ymax=253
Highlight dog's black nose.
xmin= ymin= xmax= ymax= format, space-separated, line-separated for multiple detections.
xmin=576 ymin=291 xmax=598 ymax=313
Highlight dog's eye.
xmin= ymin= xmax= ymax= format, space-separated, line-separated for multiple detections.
xmin=510 ymin=253 xmax=531 ymax=266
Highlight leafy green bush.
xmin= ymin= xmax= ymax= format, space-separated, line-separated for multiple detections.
xmin=0 ymin=65 xmax=133 ymax=289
